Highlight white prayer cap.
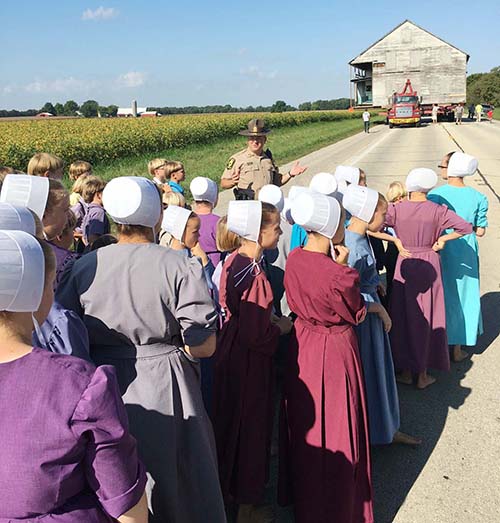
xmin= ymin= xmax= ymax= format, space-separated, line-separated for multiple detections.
xmin=447 ymin=152 xmax=478 ymax=178
xmin=0 ymin=174 xmax=49 ymax=220
xmin=309 ymin=172 xmax=338 ymax=197
xmin=258 ymin=184 xmax=284 ymax=212
xmin=342 ymin=185 xmax=380 ymax=223
xmin=335 ymin=165 xmax=360 ymax=188
xmin=161 ymin=205 xmax=193 ymax=241
xmin=103 ymin=176 xmax=161 ymax=227
xmin=0 ymin=230 xmax=44 ymax=312
xmin=291 ymin=192 xmax=341 ymax=239
xmin=190 ymin=176 xmax=218 ymax=204
xmin=0 ymin=203 xmax=36 ymax=235
xmin=282 ymin=197 xmax=293 ymax=225
xmin=288 ymin=185 xmax=310 ymax=201
xmin=227 ymin=200 xmax=262 ymax=242
xmin=406 ymin=168 xmax=438 ymax=193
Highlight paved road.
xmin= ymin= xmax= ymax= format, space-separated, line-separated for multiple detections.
xmin=217 ymin=120 xmax=500 ymax=523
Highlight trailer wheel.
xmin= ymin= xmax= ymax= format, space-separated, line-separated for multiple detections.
xmin=389 ymin=122 xmax=394 ymax=129
xmin=416 ymin=120 xmax=421 ymax=127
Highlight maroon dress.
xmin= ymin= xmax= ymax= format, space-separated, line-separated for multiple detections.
xmin=386 ymin=200 xmax=473 ymax=374
xmin=279 ymin=248 xmax=373 ymax=523
xmin=213 ymin=251 xmax=280 ymax=504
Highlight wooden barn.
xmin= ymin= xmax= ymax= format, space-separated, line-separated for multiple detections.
xmin=349 ymin=20 xmax=469 ymax=108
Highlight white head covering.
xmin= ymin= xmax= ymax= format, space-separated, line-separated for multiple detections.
xmin=0 ymin=174 xmax=49 ymax=219
xmin=0 ymin=230 xmax=44 ymax=312
xmin=161 ymin=205 xmax=193 ymax=241
xmin=309 ymin=172 xmax=338 ymax=197
xmin=334 ymin=165 xmax=360 ymax=194
xmin=281 ymin=197 xmax=293 ymax=225
xmin=288 ymin=185 xmax=310 ymax=201
xmin=190 ymin=177 xmax=218 ymax=204
xmin=0 ymin=203 xmax=36 ymax=235
xmin=447 ymin=152 xmax=478 ymax=178
xmin=291 ymin=192 xmax=341 ymax=239
xmin=227 ymin=200 xmax=262 ymax=242
xmin=258 ymin=184 xmax=284 ymax=212
xmin=103 ymin=176 xmax=161 ymax=227
xmin=342 ymin=185 xmax=380 ymax=223
xmin=406 ymin=168 xmax=438 ymax=193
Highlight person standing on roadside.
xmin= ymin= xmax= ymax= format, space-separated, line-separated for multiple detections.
xmin=475 ymin=103 xmax=483 ymax=122
xmin=221 ymin=119 xmax=307 ymax=200
xmin=431 ymin=104 xmax=439 ymax=124
xmin=362 ymin=109 xmax=371 ymax=133
xmin=455 ymin=103 xmax=464 ymax=125
xmin=468 ymin=103 xmax=475 ymax=120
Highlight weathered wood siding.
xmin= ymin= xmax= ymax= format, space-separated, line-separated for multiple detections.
xmin=351 ymin=21 xmax=467 ymax=107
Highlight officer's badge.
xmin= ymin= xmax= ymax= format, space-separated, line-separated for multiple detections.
xmin=226 ymin=158 xmax=235 ymax=169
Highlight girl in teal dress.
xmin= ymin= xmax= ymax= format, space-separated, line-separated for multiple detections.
xmin=428 ymin=152 xmax=488 ymax=361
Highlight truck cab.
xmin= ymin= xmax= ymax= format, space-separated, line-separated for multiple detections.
xmin=386 ymin=79 xmax=422 ymax=127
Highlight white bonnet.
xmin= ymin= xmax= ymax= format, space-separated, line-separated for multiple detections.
xmin=0 ymin=230 xmax=45 ymax=312
xmin=334 ymin=166 xmax=360 ymax=194
xmin=309 ymin=172 xmax=338 ymax=197
xmin=227 ymin=200 xmax=262 ymax=242
xmin=258 ymin=184 xmax=284 ymax=212
xmin=0 ymin=174 xmax=49 ymax=219
xmin=447 ymin=152 xmax=478 ymax=178
xmin=190 ymin=177 xmax=218 ymax=204
xmin=103 ymin=176 xmax=161 ymax=227
xmin=342 ymin=185 xmax=380 ymax=223
xmin=291 ymin=192 xmax=341 ymax=239
xmin=161 ymin=205 xmax=193 ymax=241
xmin=0 ymin=203 xmax=36 ymax=236
xmin=406 ymin=168 xmax=438 ymax=193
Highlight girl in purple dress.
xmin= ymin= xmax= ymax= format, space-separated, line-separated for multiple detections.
xmin=387 ymin=168 xmax=473 ymax=389
xmin=0 ymin=230 xmax=147 ymax=522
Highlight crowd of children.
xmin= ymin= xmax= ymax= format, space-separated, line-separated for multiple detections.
xmin=0 ymin=145 xmax=488 ymax=523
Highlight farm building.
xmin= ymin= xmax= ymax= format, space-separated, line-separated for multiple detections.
xmin=349 ymin=20 xmax=469 ymax=108
xmin=117 ymin=106 xmax=148 ymax=117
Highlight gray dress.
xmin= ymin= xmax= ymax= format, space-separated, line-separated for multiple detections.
xmin=57 ymin=243 xmax=226 ymax=523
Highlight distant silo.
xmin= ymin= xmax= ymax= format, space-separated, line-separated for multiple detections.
xmin=132 ymin=100 xmax=138 ymax=117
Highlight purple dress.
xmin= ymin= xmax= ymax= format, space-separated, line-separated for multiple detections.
xmin=197 ymin=212 xmax=221 ymax=266
xmin=0 ymin=348 xmax=146 ymax=522
xmin=386 ymin=200 xmax=472 ymax=374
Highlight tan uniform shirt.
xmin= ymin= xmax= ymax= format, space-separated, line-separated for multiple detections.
xmin=222 ymin=148 xmax=282 ymax=193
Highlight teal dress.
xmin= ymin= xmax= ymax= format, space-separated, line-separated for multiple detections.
xmin=428 ymin=185 xmax=488 ymax=346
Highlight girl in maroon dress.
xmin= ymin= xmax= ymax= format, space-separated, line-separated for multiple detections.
xmin=213 ymin=200 xmax=292 ymax=520
xmin=387 ymin=168 xmax=472 ymax=389
xmin=279 ymin=190 xmax=373 ymax=523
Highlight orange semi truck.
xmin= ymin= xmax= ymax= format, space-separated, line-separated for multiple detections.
xmin=386 ymin=79 xmax=458 ymax=127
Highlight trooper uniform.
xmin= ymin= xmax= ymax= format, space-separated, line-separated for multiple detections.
xmin=222 ymin=119 xmax=285 ymax=200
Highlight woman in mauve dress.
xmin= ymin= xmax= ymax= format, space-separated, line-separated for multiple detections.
xmin=213 ymin=200 xmax=292 ymax=521
xmin=428 ymin=152 xmax=488 ymax=362
xmin=0 ymin=230 xmax=147 ymax=522
xmin=279 ymin=191 xmax=373 ymax=523
xmin=57 ymin=177 xmax=226 ymax=523
xmin=387 ymin=168 xmax=473 ymax=389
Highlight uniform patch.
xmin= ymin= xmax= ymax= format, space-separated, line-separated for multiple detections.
xmin=226 ymin=158 xmax=235 ymax=170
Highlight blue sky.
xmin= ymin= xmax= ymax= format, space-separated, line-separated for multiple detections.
xmin=1 ymin=0 xmax=498 ymax=110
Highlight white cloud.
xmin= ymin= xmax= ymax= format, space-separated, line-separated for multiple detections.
xmin=117 ymin=71 xmax=146 ymax=88
xmin=24 ymin=77 xmax=90 ymax=94
xmin=82 ymin=6 xmax=118 ymax=21
xmin=240 ymin=65 xmax=277 ymax=80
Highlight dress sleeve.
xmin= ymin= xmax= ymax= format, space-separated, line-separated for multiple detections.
xmin=46 ymin=307 xmax=91 ymax=361
xmin=176 ymin=256 xmax=218 ymax=347
xmin=71 ymin=366 xmax=147 ymax=519
xmin=384 ymin=203 xmax=396 ymax=228
xmin=349 ymin=252 xmax=376 ymax=304
xmin=329 ymin=267 xmax=366 ymax=325
xmin=239 ymin=275 xmax=280 ymax=355
xmin=439 ymin=206 xmax=473 ymax=235
xmin=56 ymin=264 xmax=85 ymax=318
xmin=475 ymin=194 xmax=489 ymax=228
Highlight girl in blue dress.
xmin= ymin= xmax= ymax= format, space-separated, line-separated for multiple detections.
xmin=428 ymin=152 xmax=488 ymax=362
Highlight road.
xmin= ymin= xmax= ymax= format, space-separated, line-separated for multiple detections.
xmin=216 ymin=119 xmax=500 ymax=523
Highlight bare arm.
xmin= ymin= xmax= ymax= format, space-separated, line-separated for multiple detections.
xmin=185 ymin=333 xmax=216 ymax=358
xmin=367 ymin=230 xmax=411 ymax=258
xmin=432 ymin=231 xmax=463 ymax=251
xmin=474 ymin=227 xmax=486 ymax=237
xmin=221 ymin=177 xmax=236 ymax=189
xmin=117 ymin=492 xmax=148 ymax=523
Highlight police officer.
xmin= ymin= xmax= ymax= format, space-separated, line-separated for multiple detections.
xmin=221 ymin=118 xmax=307 ymax=200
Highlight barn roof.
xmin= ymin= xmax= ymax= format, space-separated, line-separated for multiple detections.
xmin=349 ymin=19 xmax=469 ymax=65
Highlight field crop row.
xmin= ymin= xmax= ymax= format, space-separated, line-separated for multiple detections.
xmin=0 ymin=111 xmax=366 ymax=171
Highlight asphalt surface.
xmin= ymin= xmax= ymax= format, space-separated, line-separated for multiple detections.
xmin=216 ymin=118 xmax=500 ymax=523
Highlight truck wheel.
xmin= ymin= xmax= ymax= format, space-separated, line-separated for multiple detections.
xmin=416 ymin=120 xmax=421 ymax=127
xmin=389 ymin=122 xmax=394 ymax=129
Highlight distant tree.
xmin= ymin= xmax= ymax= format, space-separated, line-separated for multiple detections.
xmin=80 ymin=100 xmax=99 ymax=118
xmin=54 ymin=103 xmax=64 ymax=115
xmin=298 ymin=102 xmax=312 ymax=111
xmin=63 ymin=100 xmax=79 ymax=116
xmin=271 ymin=100 xmax=288 ymax=113
xmin=467 ymin=68 xmax=500 ymax=105
xmin=40 ymin=102 xmax=55 ymax=114
xmin=107 ymin=105 xmax=118 ymax=117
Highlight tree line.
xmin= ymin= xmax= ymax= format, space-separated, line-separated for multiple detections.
xmin=466 ymin=67 xmax=500 ymax=106
xmin=0 ymin=98 xmax=351 ymax=118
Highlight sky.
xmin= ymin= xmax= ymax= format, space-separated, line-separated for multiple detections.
xmin=1 ymin=0 xmax=499 ymax=110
